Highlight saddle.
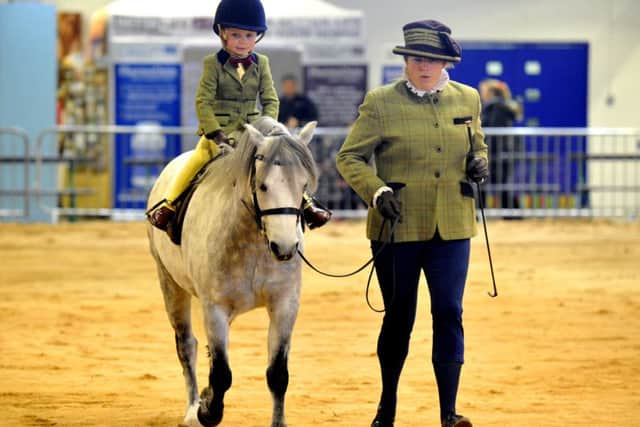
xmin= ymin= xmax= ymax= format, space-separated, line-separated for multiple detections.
xmin=165 ymin=159 xmax=214 ymax=245
xmin=163 ymin=143 xmax=234 ymax=245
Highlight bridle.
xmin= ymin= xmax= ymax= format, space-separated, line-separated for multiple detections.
xmin=244 ymin=152 xmax=303 ymax=236
xmin=240 ymin=127 xmax=401 ymax=312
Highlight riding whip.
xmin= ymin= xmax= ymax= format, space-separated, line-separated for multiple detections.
xmin=466 ymin=122 xmax=498 ymax=298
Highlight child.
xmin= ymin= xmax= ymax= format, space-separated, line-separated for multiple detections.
xmin=148 ymin=0 xmax=331 ymax=231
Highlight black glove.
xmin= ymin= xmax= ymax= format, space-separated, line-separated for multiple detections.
xmin=206 ymin=130 xmax=228 ymax=144
xmin=376 ymin=191 xmax=402 ymax=220
xmin=467 ymin=157 xmax=489 ymax=183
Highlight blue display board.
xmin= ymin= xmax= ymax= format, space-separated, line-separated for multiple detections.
xmin=449 ymin=42 xmax=588 ymax=127
xmin=382 ymin=65 xmax=403 ymax=85
xmin=113 ymin=63 xmax=182 ymax=208
xmin=448 ymin=42 xmax=589 ymax=202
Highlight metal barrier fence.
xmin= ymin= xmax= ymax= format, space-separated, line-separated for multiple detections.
xmin=312 ymin=127 xmax=640 ymax=220
xmin=33 ymin=125 xmax=198 ymax=222
xmin=0 ymin=127 xmax=30 ymax=219
xmin=1 ymin=125 xmax=638 ymax=222
xmin=481 ymin=128 xmax=640 ymax=219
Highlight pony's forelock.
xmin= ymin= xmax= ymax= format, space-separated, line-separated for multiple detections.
xmin=256 ymin=134 xmax=318 ymax=192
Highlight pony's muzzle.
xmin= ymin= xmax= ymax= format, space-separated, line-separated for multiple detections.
xmin=269 ymin=241 xmax=298 ymax=261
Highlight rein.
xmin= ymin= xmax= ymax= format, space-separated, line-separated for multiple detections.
xmin=297 ymin=216 xmax=400 ymax=313
xmin=241 ymin=126 xmax=400 ymax=312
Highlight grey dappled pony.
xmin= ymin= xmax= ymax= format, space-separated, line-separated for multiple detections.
xmin=147 ymin=117 xmax=318 ymax=427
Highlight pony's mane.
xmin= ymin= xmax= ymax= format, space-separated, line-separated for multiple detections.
xmin=204 ymin=117 xmax=318 ymax=196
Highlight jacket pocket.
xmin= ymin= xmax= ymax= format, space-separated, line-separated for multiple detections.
xmin=460 ymin=181 xmax=474 ymax=198
xmin=215 ymin=113 xmax=230 ymax=127
xmin=453 ymin=116 xmax=472 ymax=125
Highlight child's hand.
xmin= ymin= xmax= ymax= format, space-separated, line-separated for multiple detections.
xmin=206 ymin=130 xmax=229 ymax=144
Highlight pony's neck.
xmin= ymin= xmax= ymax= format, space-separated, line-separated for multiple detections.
xmin=218 ymin=185 xmax=263 ymax=255
xmin=201 ymin=174 xmax=260 ymax=243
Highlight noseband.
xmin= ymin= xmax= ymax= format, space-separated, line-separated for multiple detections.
xmin=246 ymin=152 xmax=302 ymax=234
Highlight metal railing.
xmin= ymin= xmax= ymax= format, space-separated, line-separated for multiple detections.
xmin=312 ymin=127 xmax=640 ymax=220
xmin=1 ymin=125 xmax=638 ymax=222
xmin=34 ymin=124 xmax=198 ymax=222
xmin=0 ymin=127 xmax=30 ymax=219
xmin=481 ymin=128 xmax=640 ymax=219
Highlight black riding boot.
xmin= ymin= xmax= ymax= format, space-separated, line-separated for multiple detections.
xmin=434 ymin=362 xmax=469 ymax=426
xmin=370 ymin=404 xmax=394 ymax=427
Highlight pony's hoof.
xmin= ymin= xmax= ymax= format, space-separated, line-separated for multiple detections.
xmin=197 ymin=405 xmax=223 ymax=427
xmin=270 ymin=422 xmax=287 ymax=427
xmin=197 ymin=388 xmax=224 ymax=427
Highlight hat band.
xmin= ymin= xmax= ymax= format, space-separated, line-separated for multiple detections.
xmin=404 ymin=43 xmax=451 ymax=56
xmin=404 ymin=28 xmax=443 ymax=48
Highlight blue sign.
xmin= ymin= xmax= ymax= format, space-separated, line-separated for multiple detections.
xmin=382 ymin=65 xmax=403 ymax=85
xmin=448 ymin=42 xmax=589 ymax=203
xmin=114 ymin=63 xmax=182 ymax=208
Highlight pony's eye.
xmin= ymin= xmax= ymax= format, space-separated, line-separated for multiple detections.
xmin=259 ymin=183 xmax=268 ymax=192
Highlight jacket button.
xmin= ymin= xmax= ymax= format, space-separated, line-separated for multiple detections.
xmin=436 ymin=146 xmax=442 ymax=153
xmin=434 ymin=123 xmax=439 ymax=128
xmin=435 ymin=171 xmax=441 ymax=178
xmin=433 ymin=98 xmax=439 ymax=104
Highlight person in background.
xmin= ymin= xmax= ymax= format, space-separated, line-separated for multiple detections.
xmin=148 ymin=0 xmax=330 ymax=231
xmin=479 ymin=79 xmax=521 ymax=212
xmin=336 ymin=19 xmax=488 ymax=427
xmin=278 ymin=74 xmax=319 ymax=129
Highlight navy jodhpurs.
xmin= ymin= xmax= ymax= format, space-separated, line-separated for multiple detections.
xmin=371 ymin=233 xmax=470 ymax=365
xmin=369 ymin=233 xmax=470 ymax=422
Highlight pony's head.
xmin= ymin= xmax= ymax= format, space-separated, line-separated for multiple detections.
xmin=239 ymin=119 xmax=318 ymax=261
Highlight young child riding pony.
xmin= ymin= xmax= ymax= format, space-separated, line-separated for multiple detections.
xmin=148 ymin=0 xmax=331 ymax=231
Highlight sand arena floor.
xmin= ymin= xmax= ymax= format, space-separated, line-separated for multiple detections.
xmin=0 ymin=219 xmax=639 ymax=426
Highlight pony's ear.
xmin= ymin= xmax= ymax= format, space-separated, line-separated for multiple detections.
xmin=244 ymin=124 xmax=267 ymax=148
xmin=297 ymin=121 xmax=317 ymax=146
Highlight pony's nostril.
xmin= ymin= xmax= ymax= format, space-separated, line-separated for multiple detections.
xmin=269 ymin=241 xmax=280 ymax=256
xmin=269 ymin=241 xmax=299 ymax=261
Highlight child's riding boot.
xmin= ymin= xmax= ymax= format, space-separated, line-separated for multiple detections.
xmin=149 ymin=202 xmax=175 ymax=231
xmin=302 ymin=193 xmax=331 ymax=229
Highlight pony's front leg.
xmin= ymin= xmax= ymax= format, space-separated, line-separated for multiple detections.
xmin=197 ymin=304 xmax=232 ymax=427
xmin=266 ymin=296 xmax=299 ymax=427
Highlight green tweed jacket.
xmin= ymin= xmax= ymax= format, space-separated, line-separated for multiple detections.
xmin=336 ymin=79 xmax=488 ymax=242
xmin=195 ymin=50 xmax=279 ymax=136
